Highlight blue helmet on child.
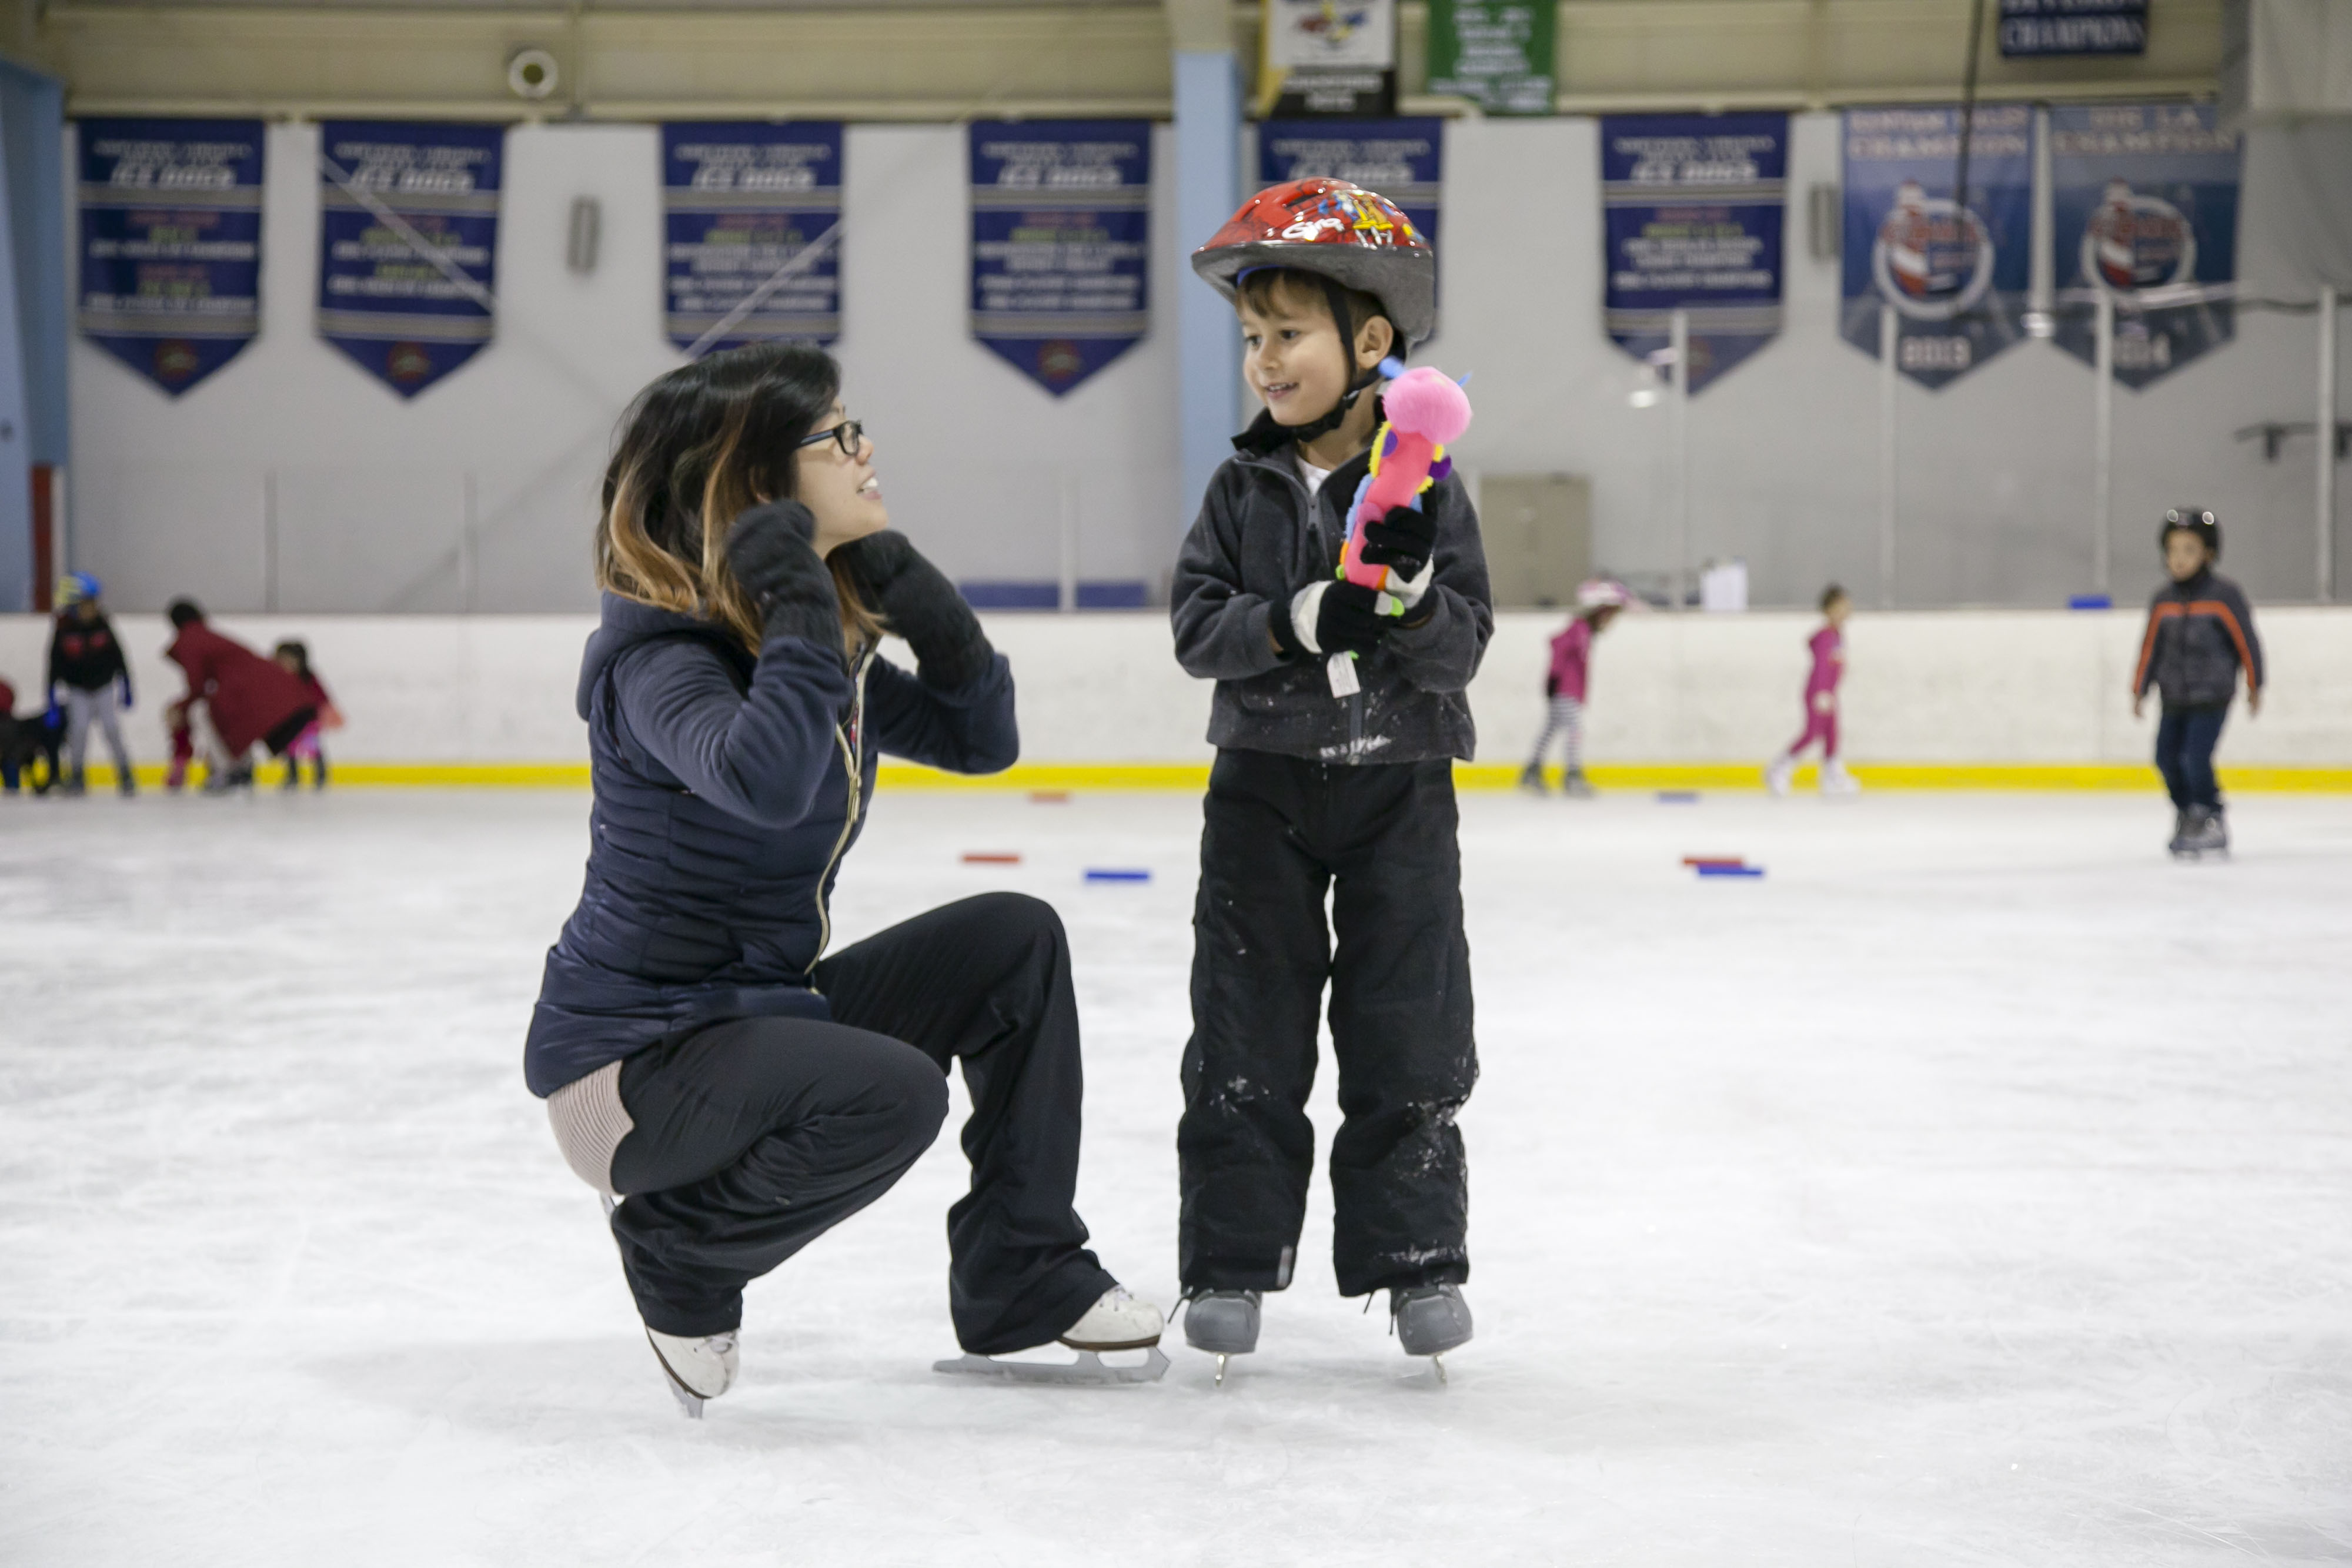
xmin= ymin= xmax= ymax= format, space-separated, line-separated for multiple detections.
xmin=55 ymin=571 xmax=101 ymax=607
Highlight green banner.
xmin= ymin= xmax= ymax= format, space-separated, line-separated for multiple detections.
xmin=1426 ymin=0 xmax=1555 ymax=116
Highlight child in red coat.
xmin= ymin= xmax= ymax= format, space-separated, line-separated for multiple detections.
xmin=163 ymin=600 xmax=317 ymax=792
xmin=272 ymin=640 xmax=340 ymax=790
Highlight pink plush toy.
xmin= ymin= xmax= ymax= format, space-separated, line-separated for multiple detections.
xmin=1339 ymin=362 xmax=1474 ymax=593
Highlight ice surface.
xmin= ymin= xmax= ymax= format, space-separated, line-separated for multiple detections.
xmin=2 ymin=785 xmax=2348 ymax=1566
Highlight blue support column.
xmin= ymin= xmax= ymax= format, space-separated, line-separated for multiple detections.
xmin=1173 ymin=48 xmax=1242 ymax=561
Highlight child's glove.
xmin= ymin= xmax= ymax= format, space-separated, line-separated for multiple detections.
xmin=833 ymin=530 xmax=994 ymax=690
xmin=1272 ymin=580 xmax=1395 ymax=658
xmin=1357 ymin=504 xmax=1437 ymax=581
xmin=724 ymin=500 xmax=841 ymax=650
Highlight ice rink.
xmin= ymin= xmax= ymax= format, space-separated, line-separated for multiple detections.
xmin=4 ymin=784 xmax=2348 ymax=1566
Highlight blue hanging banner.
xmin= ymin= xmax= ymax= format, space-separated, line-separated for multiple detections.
xmin=1258 ymin=118 xmax=1441 ymax=335
xmin=316 ymin=121 xmax=503 ymax=398
xmin=1599 ymin=112 xmax=1787 ymax=395
xmin=1839 ymin=105 xmax=2034 ymax=390
xmin=662 ymin=123 xmax=843 ymax=356
xmin=2050 ymin=103 xmax=2239 ymax=389
xmin=1999 ymin=0 xmax=2147 ymax=57
xmin=76 ymin=118 xmax=265 ymax=397
xmin=969 ymin=120 xmax=1151 ymax=397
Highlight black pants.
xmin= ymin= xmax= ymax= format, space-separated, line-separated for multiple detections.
xmin=609 ymin=892 xmax=1115 ymax=1355
xmin=2156 ymin=705 xmax=2228 ymax=813
xmin=1179 ymin=749 xmax=1476 ymax=1299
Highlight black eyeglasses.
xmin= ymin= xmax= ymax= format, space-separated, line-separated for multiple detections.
xmin=797 ymin=417 xmax=864 ymax=457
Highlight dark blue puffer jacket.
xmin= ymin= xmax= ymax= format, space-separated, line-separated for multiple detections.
xmin=524 ymin=593 xmax=1018 ymax=1097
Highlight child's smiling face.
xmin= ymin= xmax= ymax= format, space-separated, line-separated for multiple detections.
xmin=1238 ymin=280 xmax=1356 ymax=428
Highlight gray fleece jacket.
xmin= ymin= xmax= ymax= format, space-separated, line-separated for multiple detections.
xmin=1171 ymin=421 xmax=1494 ymax=764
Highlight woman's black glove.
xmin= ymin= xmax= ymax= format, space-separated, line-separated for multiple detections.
xmin=833 ymin=530 xmax=994 ymax=690
xmin=724 ymin=500 xmax=841 ymax=648
xmin=1356 ymin=503 xmax=1438 ymax=580
xmin=1269 ymin=579 xmax=1395 ymax=659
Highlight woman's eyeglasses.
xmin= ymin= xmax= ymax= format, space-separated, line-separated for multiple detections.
xmin=797 ymin=418 xmax=865 ymax=457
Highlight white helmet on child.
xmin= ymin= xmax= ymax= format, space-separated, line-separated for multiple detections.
xmin=1575 ymin=578 xmax=1635 ymax=611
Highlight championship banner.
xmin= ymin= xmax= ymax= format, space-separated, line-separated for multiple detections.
xmin=1259 ymin=118 xmax=1440 ymax=335
xmin=2000 ymin=0 xmax=2147 ymax=57
xmin=1259 ymin=0 xmax=1397 ymax=119
xmin=76 ymin=118 xmax=265 ymax=396
xmin=2050 ymin=102 xmax=2239 ymax=388
xmin=1425 ymin=0 xmax=1554 ymax=116
xmin=968 ymin=120 xmax=1150 ymax=397
xmin=316 ymin=121 xmax=503 ymax=398
xmin=1839 ymin=105 xmax=2033 ymax=390
xmin=1601 ymin=113 xmax=1787 ymax=395
xmin=662 ymin=123 xmax=843 ymax=356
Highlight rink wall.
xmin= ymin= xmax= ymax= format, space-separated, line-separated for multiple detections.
xmin=4 ymin=609 xmax=2349 ymax=788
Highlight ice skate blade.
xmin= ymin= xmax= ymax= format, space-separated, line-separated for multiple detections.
xmin=1215 ymin=1353 xmax=1228 ymax=1388
xmin=1432 ymin=1354 xmax=1448 ymax=1388
xmin=660 ymin=1365 xmax=706 ymax=1419
xmin=932 ymin=1346 xmax=1170 ymax=1386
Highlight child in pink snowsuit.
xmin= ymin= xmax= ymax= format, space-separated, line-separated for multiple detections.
xmin=1520 ymin=579 xmax=1628 ymax=797
xmin=1767 ymin=584 xmax=1856 ymax=796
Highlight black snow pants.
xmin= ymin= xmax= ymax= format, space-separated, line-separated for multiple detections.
xmin=1178 ymin=748 xmax=1476 ymax=1299
xmin=608 ymin=891 xmax=1115 ymax=1355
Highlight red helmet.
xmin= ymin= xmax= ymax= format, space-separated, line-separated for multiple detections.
xmin=1191 ymin=178 xmax=1435 ymax=347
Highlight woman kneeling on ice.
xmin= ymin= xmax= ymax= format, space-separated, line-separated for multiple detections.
xmin=526 ymin=343 xmax=1161 ymax=1415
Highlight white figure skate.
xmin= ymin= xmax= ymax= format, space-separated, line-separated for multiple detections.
xmin=933 ymin=1286 xmax=1169 ymax=1386
xmin=1819 ymin=758 xmax=1860 ymax=797
xmin=1764 ymin=755 xmax=1794 ymax=797
xmin=644 ymin=1327 xmax=738 ymax=1418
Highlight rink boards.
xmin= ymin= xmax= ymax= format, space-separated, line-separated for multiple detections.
xmin=4 ymin=607 xmax=2348 ymax=788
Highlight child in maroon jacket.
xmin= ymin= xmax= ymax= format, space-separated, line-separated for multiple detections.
xmin=163 ymin=600 xmax=316 ymax=791
xmin=272 ymin=640 xmax=339 ymax=790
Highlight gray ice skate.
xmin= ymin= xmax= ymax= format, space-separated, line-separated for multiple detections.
xmin=1516 ymin=763 xmax=1546 ymax=795
xmin=933 ymin=1286 xmax=1169 ymax=1386
xmin=2167 ymin=809 xmax=2195 ymax=857
xmin=1181 ymin=1288 xmax=1261 ymax=1386
xmin=1561 ymin=768 xmax=1595 ymax=799
xmin=2180 ymin=808 xmax=2229 ymax=859
xmin=1391 ymin=1283 xmax=1473 ymax=1384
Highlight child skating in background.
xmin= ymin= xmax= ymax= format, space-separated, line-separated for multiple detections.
xmin=46 ymin=573 xmax=136 ymax=796
xmin=1766 ymin=584 xmax=1857 ymax=797
xmin=272 ymin=640 xmax=340 ymax=790
xmin=1172 ymin=178 xmax=1492 ymax=1379
xmin=2132 ymin=507 xmax=2262 ymax=859
xmin=1518 ymin=577 xmax=1629 ymax=798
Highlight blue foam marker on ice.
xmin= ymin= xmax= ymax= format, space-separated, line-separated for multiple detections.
xmin=1695 ymin=864 xmax=1764 ymax=878
xmin=1656 ymin=790 xmax=1700 ymax=804
xmin=1084 ymin=868 xmax=1151 ymax=884
xmin=2068 ymin=593 xmax=2113 ymax=611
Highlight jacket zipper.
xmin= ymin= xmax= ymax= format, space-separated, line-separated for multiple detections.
xmin=807 ymin=651 xmax=874 ymax=973
xmin=1264 ymin=452 xmax=1372 ymax=758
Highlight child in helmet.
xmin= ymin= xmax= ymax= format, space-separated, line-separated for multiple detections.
xmin=2132 ymin=507 xmax=2263 ymax=858
xmin=1765 ymin=584 xmax=1857 ymax=797
xmin=46 ymin=573 xmax=137 ymax=795
xmin=1170 ymin=179 xmax=1493 ymax=1378
xmin=1519 ymin=578 xmax=1630 ymax=797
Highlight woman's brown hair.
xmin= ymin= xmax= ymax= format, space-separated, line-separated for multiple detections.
xmin=595 ymin=342 xmax=883 ymax=651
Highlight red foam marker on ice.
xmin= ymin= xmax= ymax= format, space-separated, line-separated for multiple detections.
xmin=963 ymin=852 xmax=1021 ymax=865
